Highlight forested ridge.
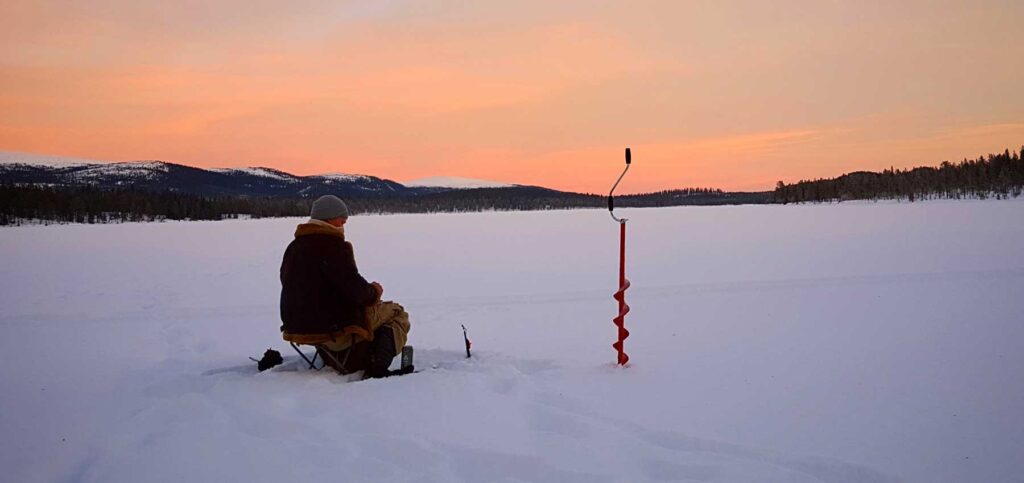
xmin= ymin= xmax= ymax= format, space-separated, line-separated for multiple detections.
xmin=774 ymin=146 xmax=1024 ymax=203
xmin=0 ymin=184 xmax=767 ymax=226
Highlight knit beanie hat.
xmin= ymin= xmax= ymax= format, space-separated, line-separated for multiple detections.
xmin=310 ymin=195 xmax=349 ymax=220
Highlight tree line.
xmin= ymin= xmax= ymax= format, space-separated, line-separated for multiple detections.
xmin=0 ymin=184 xmax=764 ymax=226
xmin=774 ymin=146 xmax=1024 ymax=203
xmin=0 ymin=186 xmax=309 ymax=226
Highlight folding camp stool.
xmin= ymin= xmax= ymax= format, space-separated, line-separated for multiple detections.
xmin=282 ymin=329 xmax=365 ymax=374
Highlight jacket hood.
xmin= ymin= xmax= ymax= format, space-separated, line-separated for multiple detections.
xmin=295 ymin=219 xmax=345 ymax=239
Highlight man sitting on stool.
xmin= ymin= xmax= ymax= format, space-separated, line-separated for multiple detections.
xmin=279 ymin=195 xmax=411 ymax=377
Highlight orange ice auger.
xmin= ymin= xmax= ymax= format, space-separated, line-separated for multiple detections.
xmin=608 ymin=148 xmax=632 ymax=366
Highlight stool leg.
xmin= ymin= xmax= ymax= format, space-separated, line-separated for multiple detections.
xmin=289 ymin=342 xmax=320 ymax=370
xmin=317 ymin=344 xmax=352 ymax=375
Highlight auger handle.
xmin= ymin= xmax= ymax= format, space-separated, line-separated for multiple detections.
xmin=609 ymin=148 xmax=631 ymax=223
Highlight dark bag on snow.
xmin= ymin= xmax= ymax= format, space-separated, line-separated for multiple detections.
xmin=254 ymin=349 xmax=283 ymax=372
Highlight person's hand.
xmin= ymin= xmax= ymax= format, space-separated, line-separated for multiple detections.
xmin=371 ymin=282 xmax=383 ymax=301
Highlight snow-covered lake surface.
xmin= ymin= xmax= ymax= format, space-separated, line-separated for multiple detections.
xmin=1 ymin=200 xmax=1022 ymax=483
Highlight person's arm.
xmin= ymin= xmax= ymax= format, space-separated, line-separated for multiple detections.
xmin=322 ymin=241 xmax=379 ymax=307
xmin=280 ymin=243 xmax=292 ymax=283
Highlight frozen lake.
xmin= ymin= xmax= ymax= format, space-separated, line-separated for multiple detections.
xmin=1 ymin=200 xmax=1022 ymax=482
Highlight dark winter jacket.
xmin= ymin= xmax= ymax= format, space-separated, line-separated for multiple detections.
xmin=279 ymin=220 xmax=379 ymax=335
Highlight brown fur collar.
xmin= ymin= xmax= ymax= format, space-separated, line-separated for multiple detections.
xmin=295 ymin=219 xmax=345 ymax=239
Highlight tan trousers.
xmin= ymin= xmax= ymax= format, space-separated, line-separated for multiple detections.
xmin=322 ymin=301 xmax=410 ymax=355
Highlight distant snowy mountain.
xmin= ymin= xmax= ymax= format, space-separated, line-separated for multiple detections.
xmin=404 ymin=176 xmax=515 ymax=189
xmin=0 ymin=151 xmax=408 ymax=198
xmin=0 ymin=150 xmax=532 ymax=198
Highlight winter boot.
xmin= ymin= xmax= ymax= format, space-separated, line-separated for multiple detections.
xmin=365 ymin=326 xmax=398 ymax=378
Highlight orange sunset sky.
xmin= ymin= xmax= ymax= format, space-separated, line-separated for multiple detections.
xmin=1 ymin=0 xmax=1022 ymax=193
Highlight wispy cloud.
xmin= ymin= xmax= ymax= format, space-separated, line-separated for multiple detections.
xmin=678 ymin=129 xmax=822 ymax=154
